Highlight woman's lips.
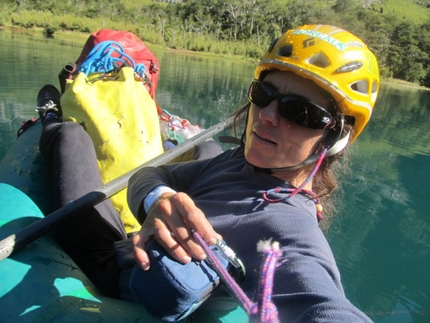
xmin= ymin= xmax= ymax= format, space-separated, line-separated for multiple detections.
xmin=253 ymin=130 xmax=276 ymax=145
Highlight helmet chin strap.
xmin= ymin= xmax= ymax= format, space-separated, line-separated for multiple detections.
xmin=261 ymin=126 xmax=349 ymax=222
xmin=269 ymin=131 xmax=350 ymax=173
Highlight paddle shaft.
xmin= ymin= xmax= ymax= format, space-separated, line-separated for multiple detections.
xmin=0 ymin=115 xmax=235 ymax=261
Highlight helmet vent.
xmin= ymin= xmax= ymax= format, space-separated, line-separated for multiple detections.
xmin=308 ymin=53 xmax=330 ymax=68
xmin=268 ymin=38 xmax=278 ymax=52
xmin=350 ymin=80 xmax=368 ymax=94
xmin=278 ymin=45 xmax=293 ymax=58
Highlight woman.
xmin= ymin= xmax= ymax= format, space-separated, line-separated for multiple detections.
xmin=128 ymin=24 xmax=378 ymax=321
xmin=38 ymin=24 xmax=378 ymax=321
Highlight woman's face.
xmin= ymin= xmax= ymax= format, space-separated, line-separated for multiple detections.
xmin=245 ymin=70 xmax=332 ymax=170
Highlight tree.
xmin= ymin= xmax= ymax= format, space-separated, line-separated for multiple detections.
xmin=419 ymin=71 xmax=430 ymax=88
xmin=386 ymin=22 xmax=427 ymax=82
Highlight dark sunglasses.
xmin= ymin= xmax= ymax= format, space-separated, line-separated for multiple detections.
xmin=248 ymin=80 xmax=336 ymax=130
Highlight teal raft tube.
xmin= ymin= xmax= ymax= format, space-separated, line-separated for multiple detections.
xmin=0 ymin=122 xmax=248 ymax=322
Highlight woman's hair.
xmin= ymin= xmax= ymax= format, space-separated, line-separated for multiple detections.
xmin=233 ymin=102 xmax=353 ymax=228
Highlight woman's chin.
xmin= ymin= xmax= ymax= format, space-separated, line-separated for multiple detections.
xmin=245 ymin=154 xmax=276 ymax=169
xmin=245 ymin=151 xmax=302 ymax=170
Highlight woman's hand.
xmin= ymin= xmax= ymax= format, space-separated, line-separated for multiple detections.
xmin=132 ymin=192 xmax=221 ymax=271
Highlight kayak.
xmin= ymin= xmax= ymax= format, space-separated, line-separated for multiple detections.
xmin=0 ymin=121 xmax=54 ymax=216
xmin=0 ymin=122 xmax=247 ymax=322
xmin=0 ymin=27 xmax=248 ymax=321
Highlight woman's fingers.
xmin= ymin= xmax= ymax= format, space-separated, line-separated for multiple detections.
xmin=132 ymin=231 xmax=151 ymax=271
xmin=151 ymin=194 xmax=200 ymax=263
xmin=162 ymin=193 xmax=222 ymax=261
xmin=133 ymin=206 xmax=193 ymax=268
xmin=156 ymin=222 xmax=194 ymax=264
xmin=134 ymin=192 xmax=222 ymax=267
xmin=174 ymin=193 xmax=222 ymax=245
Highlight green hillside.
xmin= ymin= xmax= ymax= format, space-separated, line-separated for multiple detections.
xmin=144 ymin=0 xmax=430 ymax=25
xmin=1 ymin=0 xmax=430 ymax=87
xmin=379 ymin=0 xmax=430 ymax=24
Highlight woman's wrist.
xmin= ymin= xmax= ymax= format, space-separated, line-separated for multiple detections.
xmin=143 ymin=185 xmax=177 ymax=213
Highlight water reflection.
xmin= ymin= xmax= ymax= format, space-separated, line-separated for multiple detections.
xmin=363 ymin=85 xmax=430 ymax=156
xmin=155 ymin=50 xmax=254 ymax=128
xmin=1 ymin=29 xmax=430 ymax=322
xmin=328 ymin=84 xmax=430 ymax=322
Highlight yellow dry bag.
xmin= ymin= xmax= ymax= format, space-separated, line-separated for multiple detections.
xmin=61 ymin=66 xmax=163 ymax=233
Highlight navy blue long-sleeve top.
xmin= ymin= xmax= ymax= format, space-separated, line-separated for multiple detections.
xmin=127 ymin=146 xmax=371 ymax=322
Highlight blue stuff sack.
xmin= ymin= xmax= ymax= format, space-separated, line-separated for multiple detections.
xmin=130 ymin=239 xmax=229 ymax=322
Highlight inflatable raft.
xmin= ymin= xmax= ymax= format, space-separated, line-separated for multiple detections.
xmin=0 ymin=121 xmax=246 ymax=322
xmin=0 ymin=28 xmax=246 ymax=322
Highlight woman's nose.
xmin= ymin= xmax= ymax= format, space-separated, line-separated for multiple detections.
xmin=259 ymin=99 xmax=279 ymax=126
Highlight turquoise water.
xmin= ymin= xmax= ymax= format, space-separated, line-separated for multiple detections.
xmin=1 ymin=29 xmax=430 ymax=322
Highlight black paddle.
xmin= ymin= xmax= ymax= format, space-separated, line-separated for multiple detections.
xmin=0 ymin=115 xmax=235 ymax=261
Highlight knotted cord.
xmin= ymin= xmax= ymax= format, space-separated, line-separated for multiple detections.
xmin=263 ymin=147 xmax=328 ymax=221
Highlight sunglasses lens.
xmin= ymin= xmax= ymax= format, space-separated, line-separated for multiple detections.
xmin=248 ymin=81 xmax=273 ymax=107
xmin=279 ymin=100 xmax=332 ymax=129
xmin=248 ymin=80 xmax=334 ymax=130
xmin=278 ymin=100 xmax=307 ymax=126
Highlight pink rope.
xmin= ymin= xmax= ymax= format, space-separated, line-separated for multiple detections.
xmin=193 ymin=231 xmax=255 ymax=314
xmin=193 ymin=232 xmax=282 ymax=322
xmin=256 ymin=241 xmax=282 ymax=323
xmin=263 ymin=147 xmax=327 ymax=221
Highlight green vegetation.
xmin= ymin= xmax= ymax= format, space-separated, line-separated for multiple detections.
xmin=1 ymin=0 xmax=430 ymax=87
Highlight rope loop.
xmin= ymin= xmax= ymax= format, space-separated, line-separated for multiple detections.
xmin=77 ymin=40 xmax=147 ymax=80
xmin=263 ymin=147 xmax=328 ymax=221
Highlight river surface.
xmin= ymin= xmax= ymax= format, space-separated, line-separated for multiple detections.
xmin=1 ymin=29 xmax=430 ymax=322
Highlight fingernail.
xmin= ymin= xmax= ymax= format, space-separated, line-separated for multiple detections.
xmin=141 ymin=262 xmax=150 ymax=271
xmin=182 ymin=255 xmax=192 ymax=263
xmin=206 ymin=237 xmax=217 ymax=245
xmin=199 ymin=253 xmax=207 ymax=260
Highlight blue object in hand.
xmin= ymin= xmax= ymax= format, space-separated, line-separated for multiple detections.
xmin=130 ymin=240 xmax=229 ymax=322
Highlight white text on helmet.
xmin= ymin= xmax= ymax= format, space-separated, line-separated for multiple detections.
xmin=292 ymin=30 xmax=347 ymax=51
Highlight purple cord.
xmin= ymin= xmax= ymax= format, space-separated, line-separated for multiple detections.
xmin=263 ymin=147 xmax=328 ymax=202
xmin=192 ymin=231 xmax=255 ymax=314
xmin=255 ymin=241 xmax=282 ymax=323
xmin=193 ymin=232 xmax=281 ymax=322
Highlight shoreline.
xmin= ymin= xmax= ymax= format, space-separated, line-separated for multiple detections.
xmin=0 ymin=25 xmax=251 ymax=62
xmin=1 ymin=26 xmax=427 ymax=91
xmin=382 ymin=79 xmax=429 ymax=91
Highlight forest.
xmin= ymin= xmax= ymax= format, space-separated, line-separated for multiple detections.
xmin=1 ymin=0 xmax=430 ymax=87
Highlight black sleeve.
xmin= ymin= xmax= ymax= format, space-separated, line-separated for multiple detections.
xmin=127 ymin=154 xmax=228 ymax=223
xmin=127 ymin=147 xmax=243 ymax=223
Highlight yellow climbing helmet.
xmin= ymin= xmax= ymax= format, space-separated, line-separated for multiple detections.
xmin=255 ymin=24 xmax=379 ymax=142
